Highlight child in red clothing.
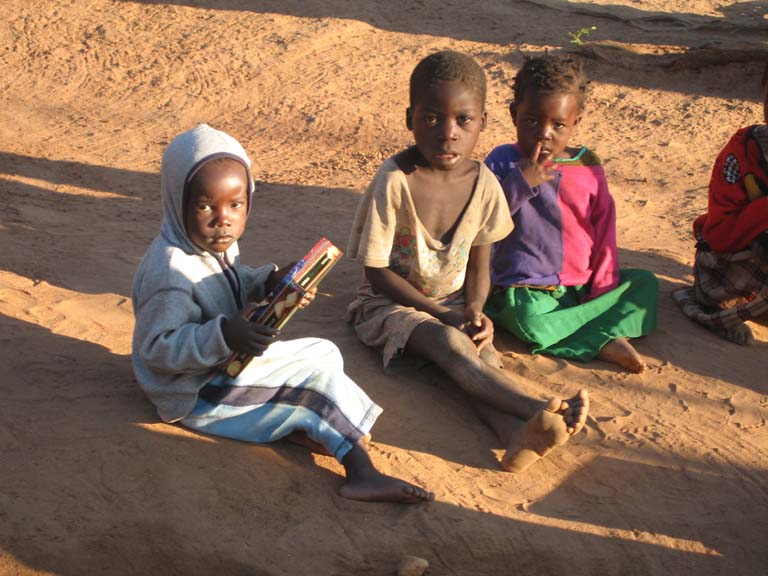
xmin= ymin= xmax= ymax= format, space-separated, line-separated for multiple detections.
xmin=673 ymin=62 xmax=768 ymax=344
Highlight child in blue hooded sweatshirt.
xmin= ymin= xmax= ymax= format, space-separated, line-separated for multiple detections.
xmin=132 ymin=124 xmax=432 ymax=503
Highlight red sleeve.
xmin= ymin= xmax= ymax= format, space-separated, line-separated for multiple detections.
xmin=699 ymin=127 xmax=768 ymax=252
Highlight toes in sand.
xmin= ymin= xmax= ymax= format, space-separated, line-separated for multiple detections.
xmin=598 ymin=338 xmax=646 ymax=373
xmin=501 ymin=394 xmax=589 ymax=474
xmin=559 ymin=389 xmax=590 ymax=435
xmin=338 ymin=472 xmax=435 ymax=504
xmin=716 ymin=322 xmax=755 ymax=346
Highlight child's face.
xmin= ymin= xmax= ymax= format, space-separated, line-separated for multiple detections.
xmin=407 ymin=80 xmax=487 ymax=171
xmin=185 ymin=158 xmax=249 ymax=254
xmin=511 ymin=89 xmax=581 ymax=161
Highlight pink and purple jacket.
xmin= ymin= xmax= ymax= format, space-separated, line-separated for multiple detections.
xmin=485 ymin=143 xmax=619 ymax=300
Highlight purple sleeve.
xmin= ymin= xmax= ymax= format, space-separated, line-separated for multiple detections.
xmin=485 ymin=144 xmax=538 ymax=215
xmin=484 ymin=146 xmax=509 ymax=183
xmin=501 ymin=167 xmax=539 ymax=215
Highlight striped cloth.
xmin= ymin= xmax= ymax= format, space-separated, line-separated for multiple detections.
xmin=181 ymin=338 xmax=382 ymax=462
xmin=673 ymin=238 xmax=768 ymax=331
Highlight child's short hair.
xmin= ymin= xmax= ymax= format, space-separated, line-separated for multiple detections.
xmin=410 ymin=50 xmax=487 ymax=108
xmin=513 ymin=55 xmax=588 ymax=111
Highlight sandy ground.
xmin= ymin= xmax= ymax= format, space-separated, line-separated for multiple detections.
xmin=1 ymin=1 xmax=767 ymax=574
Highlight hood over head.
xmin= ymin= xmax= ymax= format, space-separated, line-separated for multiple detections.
xmin=160 ymin=124 xmax=254 ymax=254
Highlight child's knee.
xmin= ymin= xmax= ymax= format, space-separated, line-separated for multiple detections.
xmin=303 ymin=337 xmax=343 ymax=365
xmin=437 ymin=324 xmax=481 ymax=359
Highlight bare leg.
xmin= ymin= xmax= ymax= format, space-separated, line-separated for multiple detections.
xmin=406 ymin=321 xmax=589 ymax=472
xmin=338 ymin=439 xmax=434 ymax=503
xmin=501 ymin=391 xmax=589 ymax=473
xmin=479 ymin=343 xmax=503 ymax=369
xmin=286 ymin=431 xmax=371 ymax=455
xmin=405 ymin=321 xmax=546 ymax=420
xmin=598 ymin=338 xmax=646 ymax=373
xmin=501 ymin=398 xmax=570 ymax=472
xmin=474 ymin=391 xmax=589 ymax=473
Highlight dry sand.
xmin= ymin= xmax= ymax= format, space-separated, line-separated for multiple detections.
xmin=1 ymin=1 xmax=767 ymax=574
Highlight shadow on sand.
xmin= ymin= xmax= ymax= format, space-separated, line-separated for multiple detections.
xmin=2 ymin=313 xmax=760 ymax=575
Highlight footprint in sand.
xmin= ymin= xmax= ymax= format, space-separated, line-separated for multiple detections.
xmin=529 ymin=354 xmax=571 ymax=376
xmin=725 ymin=393 xmax=767 ymax=430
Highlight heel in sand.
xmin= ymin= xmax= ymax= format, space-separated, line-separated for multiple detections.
xmin=501 ymin=406 xmax=570 ymax=474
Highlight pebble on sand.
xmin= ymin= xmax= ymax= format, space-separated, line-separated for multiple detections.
xmin=397 ymin=555 xmax=429 ymax=576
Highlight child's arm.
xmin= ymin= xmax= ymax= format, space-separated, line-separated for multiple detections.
xmin=239 ymin=262 xmax=279 ymax=302
xmin=706 ymin=191 xmax=768 ymax=251
xmin=365 ymin=247 xmax=493 ymax=351
xmin=462 ymin=243 xmax=494 ymax=350
xmin=136 ymin=286 xmax=283 ymax=373
xmin=135 ymin=288 xmax=234 ymax=373
xmin=587 ymin=170 xmax=620 ymax=300
xmin=486 ymin=144 xmax=546 ymax=216
xmin=701 ymin=128 xmax=768 ymax=252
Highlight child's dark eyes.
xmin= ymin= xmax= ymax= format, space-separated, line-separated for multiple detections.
xmin=423 ymin=114 xmax=474 ymax=126
xmin=195 ymin=201 xmax=244 ymax=212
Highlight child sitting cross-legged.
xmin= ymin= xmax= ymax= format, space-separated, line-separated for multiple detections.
xmin=673 ymin=62 xmax=768 ymax=343
xmin=484 ymin=54 xmax=659 ymax=374
xmin=132 ymin=124 xmax=433 ymax=503
xmin=347 ymin=51 xmax=589 ymax=474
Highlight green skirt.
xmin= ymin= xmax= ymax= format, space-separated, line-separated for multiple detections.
xmin=484 ymin=269 xmax=658 ymax=361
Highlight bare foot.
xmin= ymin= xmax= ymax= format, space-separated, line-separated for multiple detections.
xmin=501 ymin=391 xmax=589 ymax=473
xmin=598 ymin=338 xmax=646 ymax=373
xmin=338 ymin=470 xmax=435 ymax=503
xmin=559 ymin=389 xmax=589 ymax=435
xmin=340 ymin=443 xmax=434 ymax=503
xmin=715 ymin=322 xmax=755 ymax=345
xmin=501 ymin=398 xmax=569 ymax=473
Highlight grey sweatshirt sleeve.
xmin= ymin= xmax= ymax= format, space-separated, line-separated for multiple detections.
xmin=135 ymin=286 xmax=231 ymax=373
xmin=239 ymin=262 xmax=279 ymax=302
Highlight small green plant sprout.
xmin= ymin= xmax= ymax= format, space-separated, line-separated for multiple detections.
xmin=568 ymin=26 xmax=597 ymax=46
